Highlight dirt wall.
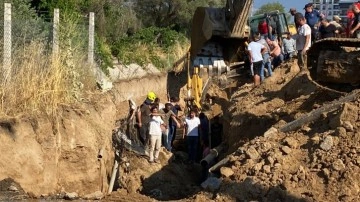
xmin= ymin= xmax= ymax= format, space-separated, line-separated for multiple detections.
xmin=0 ymin=73 xmax=169 ymax=197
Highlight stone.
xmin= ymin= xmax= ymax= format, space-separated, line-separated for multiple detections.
xmin=284 ymin=137 xmax=299 ymax=148
xmin=274 ymin=163 xmax=282 ymax=170
xmin=83 ymin=191 xmax=104 ymax=200
xmin=64 ymin=192 xmax=78 ymax=200
xmin=302 ymin=126 xmax=312 ymax=132
xmin=266 ymin=156 xmax=275 ymax=166
xmin=291 ymin=175 xmax=299 ymax=182
xmin=342 ymin=121 xmax=354 ymax=131
xmin=281 ymin=146 xmax=292 ymax=154
xmin=7 ymin=185 xmax=18 ymax=192
xmin=263 ymin=165 xmax=271 ymax=174
xmin=298 ymin=172 xmax=306 ymax=181
xmin=334 ymin=127 xmax=347 ymax=137
xmin=201 ymin=177 xmax=222 ymax=191
xmin=311 ymin=135 xmax=320 ymax=144
xmin=261 ymin=142 xmax=272 ymax=152
xmin=234 ymin=161 xmax=241 ymax=167
xmin=332 ymin=159 xmax=345 ymax=171
xmin=322 ymin=168 xmax=330 ymax=179
xmin=356 ymin=157 xmax=360 ymax=166
xmin=253 ymin=162 xmax=264 ymax=172
xmin=264 ymin=127 xmax=278 ymax=138
xmin=220 ymin=167 xmax=234 ymax=178
xmin=246 ymin=146 xmax=260 ymax=160
xmin=320 ymin=136 xmax=333 ymax=151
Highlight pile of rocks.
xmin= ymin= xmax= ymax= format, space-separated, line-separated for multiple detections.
xmin=213 ymin=100 xmax=360 ymax=201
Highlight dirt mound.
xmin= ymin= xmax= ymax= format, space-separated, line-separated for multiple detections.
xmin=105 ymin=59 xmax=360 ymax=202
xmin=194 ymin=60 xmax=360 ymax=201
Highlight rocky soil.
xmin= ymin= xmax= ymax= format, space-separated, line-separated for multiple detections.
xmin=2 ymin=58 xmax=360 ymax=202
xmin=106 ymin=59 xmax=360 ymax=202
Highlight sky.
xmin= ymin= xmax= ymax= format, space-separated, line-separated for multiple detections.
xmin=253 ymin=0 xmax=311 ymax=16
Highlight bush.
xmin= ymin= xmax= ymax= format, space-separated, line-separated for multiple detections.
xmin=112 ymin=27 xmax=189 ymax=70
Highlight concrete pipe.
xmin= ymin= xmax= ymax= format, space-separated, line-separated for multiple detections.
xmin=108 ymin=158 xmax=119 ymax=194
xmin=209 ymin=157 xmax=229 ymax=173
xmin=200 ymin=144 xmax=226 ymax=167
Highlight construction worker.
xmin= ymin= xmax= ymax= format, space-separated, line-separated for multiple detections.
xmin=137 ymin=91 xmax=157 ymax=155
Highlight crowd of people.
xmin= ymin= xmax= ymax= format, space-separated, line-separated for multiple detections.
xmin=135 ymin=91 xmax=223 ymax=165
xmin=248 ymin=2 xmax=360 ymax=86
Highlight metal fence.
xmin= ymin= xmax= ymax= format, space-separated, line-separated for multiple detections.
xmin=0 ymin=3 xmax=95 ymax=84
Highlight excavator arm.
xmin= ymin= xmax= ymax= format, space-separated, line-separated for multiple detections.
xmin=186 ymin=0 xmax=253 ymax=111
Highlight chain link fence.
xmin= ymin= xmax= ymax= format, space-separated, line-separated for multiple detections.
xmin=0 ymin=3 xmax=93 ymax=76
xmin=0 ymin=2 xmax=96 ymax=115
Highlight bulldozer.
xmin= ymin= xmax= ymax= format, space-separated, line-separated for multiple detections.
xmin=185 ymin=0 xmax=290 ymax=111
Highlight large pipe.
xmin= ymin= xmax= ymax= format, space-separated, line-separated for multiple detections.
xmin=108 ymin=158 xmax=119 ymax=194
xmin=209 ymin=157 xmax=230 ymax=173
xmin=200 ymin=144 xmax=226 ymax=167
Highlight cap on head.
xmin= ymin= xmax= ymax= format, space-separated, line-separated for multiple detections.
xmin=304 ymin=3 xmax=313 ymax=9
xmin=147 ymin=91 xmax=157 ymax=102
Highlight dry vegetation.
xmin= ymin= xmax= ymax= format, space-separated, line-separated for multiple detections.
xmin=0 ymin=42 xmax=92 ymax=117
xmin=0 ymin=17 xmax=96 ymax=117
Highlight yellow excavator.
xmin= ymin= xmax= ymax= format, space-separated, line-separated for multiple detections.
xmin=185 ymin=0 xmax=291 ymax=111
xmin=185 ymin=0 xmax=253 ymax=111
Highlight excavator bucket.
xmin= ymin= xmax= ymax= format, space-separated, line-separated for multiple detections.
xmin=190 ymin=0 xmax=253 ymax=60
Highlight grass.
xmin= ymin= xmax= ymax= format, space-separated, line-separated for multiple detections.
xmin=0 ymin=40 xmax=94 ymax=117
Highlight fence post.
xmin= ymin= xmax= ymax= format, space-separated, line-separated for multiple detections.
xmin=3 ymin=3 xmax=12 ymax=83
xmin=53 ymin=8 xmax=59 ymax=58
xmin=88 ymin=12 xmax=94 ymax=65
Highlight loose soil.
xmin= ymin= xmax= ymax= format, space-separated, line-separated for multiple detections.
xmin=2 ymin=58 xmax=360 ymax=202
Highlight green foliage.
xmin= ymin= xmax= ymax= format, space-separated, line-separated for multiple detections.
xmin=31 ymin=0 xmax=222 ymax=70
xmin=1 ymin=0 xmax=50 ymax=47
xmin=135 ymin=0 xmax=226 ymax=33
xmin=95 ymin=36 xmax=112 ymax=74
xmin=254 ymin=2 xmax=285 ymax=15
xmin=39 ymin=0 xmax=83 ymax=18
xmin=112 ymin=27 xmax=188 ymax=69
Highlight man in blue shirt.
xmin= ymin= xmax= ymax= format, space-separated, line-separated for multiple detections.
xmin=304 ymin=3 xmax=324 ymax=43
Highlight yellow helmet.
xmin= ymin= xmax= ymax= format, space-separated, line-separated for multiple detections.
xmin=147 ymin=91 xmax=156 ymax=102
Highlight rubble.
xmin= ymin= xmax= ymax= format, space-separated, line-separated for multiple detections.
xmin=197 ymin=64 xmax=360 ymax=201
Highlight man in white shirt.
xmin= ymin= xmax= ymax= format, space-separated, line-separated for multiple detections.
xmin=247 ymin=34 xmax=266 ymax=86
xmin=148 ymin=107 xmax=165 ymax=163
xmin=183 ymin=109 xmax=201 ymax=164
xmin=292 ymin=16 xmax=311 ymax=70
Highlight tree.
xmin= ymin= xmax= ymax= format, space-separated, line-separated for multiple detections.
xmin=254 ymin=2 xmax=285 ymax=16
xmin=134 ymin=0 xmax=226 ymax=33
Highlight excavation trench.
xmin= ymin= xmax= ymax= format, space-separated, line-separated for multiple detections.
xmin=106 ymin=68 xmax=282 ymax=201
xmin=98 ymin=61 xmax=360 ymax=202
xmin=3 ymin=60 xmax=351 ymax=201
xmin=105 ymin=71 xmax=243 ymax=201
